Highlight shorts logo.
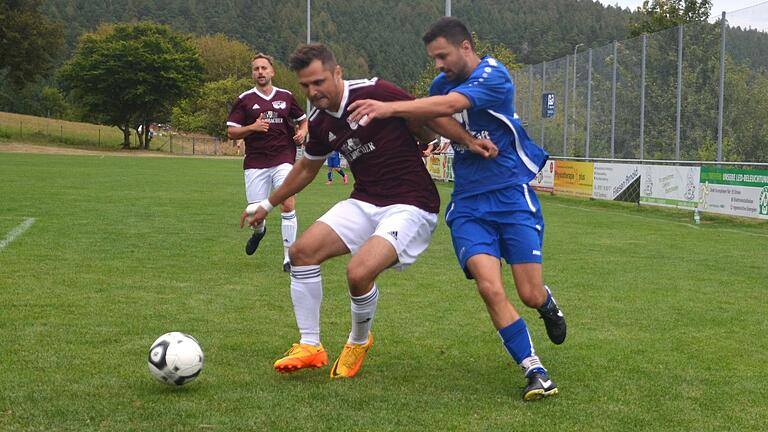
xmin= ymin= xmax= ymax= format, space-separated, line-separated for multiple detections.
xmin=328 ymin=131 xmax=336 ymax=141
xmin=387 ymin=231 xmax=398 ymax=240
xmin=252 ymin=103 xmax=260 ymax=109
xmin=532 ymin=250 xmax=541 ymax=256
xmin=272 ymin=101 xmax=287 ymax=109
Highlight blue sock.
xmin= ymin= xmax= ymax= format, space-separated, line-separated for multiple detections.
xmin=499 ymin=319 xmax=545 ymax=376
xmin=540 ymin=288 xmax=553 ymax=310
xmin=327 ymin=171 xmax=332 ymax=181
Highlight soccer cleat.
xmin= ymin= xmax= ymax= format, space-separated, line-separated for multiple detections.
xmin=245 ymin=226 xmax=267 ymax=256
xmin=523 ymin=371 xmax=559 ymax=401
xmin=325 ymin=180 xmax=333 ymax=185
xmin=538 ymin=287 xmax=566 ymax=345
xmin=273 ymin=343 xmax=328 ymax=373
xmin=330 ymin=333 xmax=373 ymax=379
xmin=343 ymin=174 xmax=348 ymax=185
xmin=282 ymin=261 xmax=291 ymax=273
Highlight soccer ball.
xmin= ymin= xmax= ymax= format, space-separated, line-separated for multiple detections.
xmin=147 ymin=332 xmax=204 ymax=385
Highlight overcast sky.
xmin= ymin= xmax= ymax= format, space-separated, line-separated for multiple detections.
xmin=596 ymin=0 xmax=768 ymax=29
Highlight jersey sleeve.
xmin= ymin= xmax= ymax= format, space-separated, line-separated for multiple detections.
xmin=450 ymin=59 xmax=511 ymax=110
xmin=226 ymin=97 xmax=246 ymax=127
xmin=373 ymin=79 xmax=415 ymax=102
xmin=288 ymin=94 xmax=306 ymax=122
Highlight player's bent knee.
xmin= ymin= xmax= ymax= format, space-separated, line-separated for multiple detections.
xmin=288 ymin=242 xmax=318 ymax=266
xmin=346 ymin=265 xmax=375 ymax=292
xmin=518 ymin=285 xmax=546 ymax=308
xmin=476 ymin=281 xmax=507 ymax=306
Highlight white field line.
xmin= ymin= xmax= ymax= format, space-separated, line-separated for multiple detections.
xmin=546 ymin=202 xmax=768 ymax=238
xmin=0 ymin=218 xmax=36 ymax=252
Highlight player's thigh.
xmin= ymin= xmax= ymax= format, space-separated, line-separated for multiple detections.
xmin=372 ymin=204 xmax=438 ymax=271
xmin=290 ymin=221 xmax=349 ymax=265
xmin=244 ymin=168 xmax=272 ymax=203
xmin=446 ymin=211 xmax=501 ymax=277
xmin=270 ymin=163 xmax=296 ymax=210
xmin=347 ymin=236 xmax=398 ymax=295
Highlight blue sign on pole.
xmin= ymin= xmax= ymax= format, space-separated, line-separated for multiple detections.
xmin=542 ymin=92 xmax=556 ymax=118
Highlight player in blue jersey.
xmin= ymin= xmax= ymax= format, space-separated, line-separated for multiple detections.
xmin=325 ymin=150 xmax=348 ymax=185
xmin=348 ymin=17 xmax=566 ymax=401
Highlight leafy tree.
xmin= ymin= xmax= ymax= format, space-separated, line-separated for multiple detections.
xmin=59 ymin=22 xmax=203 ymax=148
xmin=194 ymin=33 xmax=253 ymax=82
xmin=172 ymin=76 xmax=251 ymax=139
xmin=0 ymin=0 xmax=64 ymax=88
xmin=630 ymin=0 xmax=712 ymax=36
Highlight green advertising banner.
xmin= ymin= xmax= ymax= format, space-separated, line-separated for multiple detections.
xmin=699 ymin=167 xmax=768 ymax=219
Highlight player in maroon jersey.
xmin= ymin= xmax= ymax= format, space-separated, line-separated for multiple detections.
xmin=240 ymin=44 xmax=495 ymax=379
xmin=227 ymin=53 xmax=308 ymax=272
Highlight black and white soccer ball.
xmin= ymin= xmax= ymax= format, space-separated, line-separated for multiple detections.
xmin=147 ymin=332 xmax=204 ymax=385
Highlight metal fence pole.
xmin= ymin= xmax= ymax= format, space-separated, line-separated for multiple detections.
xmin=610 ymin=40 xmax=618 ymax=158
xmin=192 ymin=136 xmax=196 ymax=155
xmin=675 ymin=24 xmax=683 ymax=160
xmin=19 ymin=121 xmax=22 ymax=138
xmin=540 ymin=61 xmax=547 ymax=147
xmin=563 ymin=55 xmax=570 ymax=156
xmin=717 ymin=11 xmax=726 ymax=162
xmin=586 ymin=49 xmax=593 ymax=158
xmin=640 ymin=34 xmax=647 ymax=160
xmin=528 ymin=66 xmax=533 ymax=126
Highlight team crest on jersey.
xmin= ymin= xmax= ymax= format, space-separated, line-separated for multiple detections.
xmin=328 ymin=131 xmax=336 ymax=141
xmin=346 ymin=116 xmax=360 ymax=130
xmin=272 ymin=101 xmax=287 ymax=109
xmin=252 ymin=103 xmax=260 ymax=109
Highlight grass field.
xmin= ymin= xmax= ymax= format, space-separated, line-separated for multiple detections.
xmin=1 ymin=151 xmax=767 ymax=431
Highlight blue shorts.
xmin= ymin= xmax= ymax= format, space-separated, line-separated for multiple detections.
xmin=327 ymin=154 xmax=341 ymax=168
xmin=445 ymin=185 xmax=544 ymax=279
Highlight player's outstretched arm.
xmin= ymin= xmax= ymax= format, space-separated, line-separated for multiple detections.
xmin=227 ymin=113 xmax=269 ymax=140
xmin=426 ymin=116 xmax=498 ymax=159
xmin=240 ymin=157 xmax=324 ymax=228
xmin=348 ymin=93 xmax=471 ymax=123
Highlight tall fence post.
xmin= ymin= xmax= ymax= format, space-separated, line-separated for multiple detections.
xmin=675 ymin=24 xmax=683 ymax=160
xmin=610 ymin=40 xmax=618 ymax=159
xmin=640 ymin=34 xmax=647 ymax=160
xmin=717 ymin=11 xmax=726 ymax=162
xmin=192 ymin=136 xmax=196 ymax=155
xmin=563 ymin=55 xmax=570 ymax=156
xmin=540 ymin=61 xmax=547 ymax=147
xmin=528 ymin=65 xmax=533 ymax=127
xmin=98 ymin=128 xmax=101 ymax=147
xmin=586 ymin=49 xmax=593 ymax=159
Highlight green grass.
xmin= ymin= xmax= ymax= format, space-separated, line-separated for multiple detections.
xmin=1 ymin=151 xmax=767 ymax=431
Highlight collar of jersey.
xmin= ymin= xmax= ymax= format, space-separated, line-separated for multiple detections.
xmin=253 ymin=86 xmax=277 ymax=101
xmin=324 ymin=80 xmax=349 ymax=119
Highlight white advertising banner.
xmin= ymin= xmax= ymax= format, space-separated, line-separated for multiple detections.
xmin=529 ymin=159 xmax=555 ymax=192
xmin=593 ymin=163 xmax=640 ymax=201
xmin=699 ymin=167 xmax=768 ymax=220
xmin=639 ymin=165 xmax=700 ymax=209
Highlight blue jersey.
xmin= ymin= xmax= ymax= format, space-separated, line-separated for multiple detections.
xmin=429 ymin=56 xmax=548 ymax=200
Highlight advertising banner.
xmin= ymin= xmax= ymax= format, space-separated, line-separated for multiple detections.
xmin=529 ymin=159 xmax=555 ymax=192
xmin=593 ymin=163 xmax=641 ymax=201
xmin=639 ymin=165 xmax=700 ymax=209
xmin=554 ymin=161 xmax=594 ymax=198
xmin=699 ymin=167 xmax=768 ymax=220
xmin=425 ymin=154 xmax=448 ymax=181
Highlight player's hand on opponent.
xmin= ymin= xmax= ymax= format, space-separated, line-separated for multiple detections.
xmin=251 ymin=113 xmax=269 ymax=133
xmin=293 ymin=128 xmax=307 ymax=145
xmin=468 ymin=138 xmax=498 ymax=158
xmin=347 ymin=99 xmax=387 ymax=125
xmin=240 ymin=200 xmax=272 ymax=228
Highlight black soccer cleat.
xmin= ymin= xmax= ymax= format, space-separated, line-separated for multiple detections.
xmin=282 ymin=261 xmax=291 ymax=273
xmin=538 ymin=287 xmax=566 ymax=345
xmin=523 ymin=371 xmax=559 ymax=401
xmin=245 ymin=226 xmax=267 ymax=256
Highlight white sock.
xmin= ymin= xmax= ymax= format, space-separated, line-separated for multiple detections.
xmin=281 ymin=210 xmax=297 ymax=263
xmin=348 ymin=284 xmax=378 ymax=344
xmin=290 ymin=265 xmax=322 ymax=346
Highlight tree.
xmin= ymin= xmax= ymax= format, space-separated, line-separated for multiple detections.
xmin=59 ymin=22 xmax=203 ymax=149
xmin=194 ymin=33 xmax=253 ymax=82
xmin=0 ymin=0 xmax=64 ymax=88
xmin=171 ymin=76 xmax=251 ymax=139
xmin=630 ymin=0 xmax=712 ymax=36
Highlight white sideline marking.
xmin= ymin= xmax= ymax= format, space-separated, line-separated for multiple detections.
xmin=546 ymin=202 xmax=768 ymax=238
xmin=0 ymin=218 xmax=36 ymax=252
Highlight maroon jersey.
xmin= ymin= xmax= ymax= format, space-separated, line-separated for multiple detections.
xmin=227 ymin=86 xmax=306 ymax=169
xmin=305 ymin=78 xmax=440 ymax=214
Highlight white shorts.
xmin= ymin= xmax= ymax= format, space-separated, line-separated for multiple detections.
xmin=318 ymin=199 xmax=438 ymax=271
xmin=244 ymin=164 xmax=293 ymax=203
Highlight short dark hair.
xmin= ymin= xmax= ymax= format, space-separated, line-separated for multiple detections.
xmin=422 ymin=17 xmax=474 ymax=49
xmin=252 ymin=53 xmax=274 ymax=66
xmin=288 ymin=43 xmax=338 ymax=72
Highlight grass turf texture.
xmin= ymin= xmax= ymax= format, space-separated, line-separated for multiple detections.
xmin=1 ymin=152 xmax=766 ymax=431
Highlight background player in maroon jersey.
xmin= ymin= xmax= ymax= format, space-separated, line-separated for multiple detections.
xmin=227 ymin=53 xmax=308 ymax=272
xmin=240 ymin=44 xmax=495 ymax=379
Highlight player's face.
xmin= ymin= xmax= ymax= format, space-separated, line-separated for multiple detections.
xmin=296 ymin=59 xmax=343 ymax=111
xmin=251 ymin=59 xmax=275 ymax=87
xmin=426 ymin=37 xmax=472 ymax=81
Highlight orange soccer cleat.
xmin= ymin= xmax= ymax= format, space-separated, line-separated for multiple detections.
xmin=273 ymin=343 xmax=328 ymax=373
